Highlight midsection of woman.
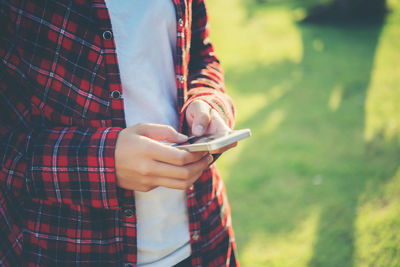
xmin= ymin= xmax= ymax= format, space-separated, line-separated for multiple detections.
xmin=106 ymin=1 xmax=190 ymax=266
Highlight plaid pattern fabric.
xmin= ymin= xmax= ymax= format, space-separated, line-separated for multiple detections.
xmin=0 ymin=0 xmax=237 ymax=266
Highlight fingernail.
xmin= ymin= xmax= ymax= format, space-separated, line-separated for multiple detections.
xmin=194 ymin=125 xmax=204 ymax=136
xmin=177 ymin=133 xmax=188 ymax=142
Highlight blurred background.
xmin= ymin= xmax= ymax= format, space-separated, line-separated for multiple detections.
xmin=208 ymin=0 xmax=400 ymax=266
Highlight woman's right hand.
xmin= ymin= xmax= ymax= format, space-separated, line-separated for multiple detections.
xmin=115 ymin=123 xmax=213 ymax=192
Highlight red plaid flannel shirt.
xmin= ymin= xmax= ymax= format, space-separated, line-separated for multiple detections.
xmin=0 ymin=0 xmax=238 ymax=266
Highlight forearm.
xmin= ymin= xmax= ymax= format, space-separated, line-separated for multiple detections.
xmin=184 ymin=0 xmax=235 ymax=128
xmin=0 ymin=123 xmax=122 ymax=209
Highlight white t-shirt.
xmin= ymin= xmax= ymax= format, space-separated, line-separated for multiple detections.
xmin=105 ymin=1 xmax=191 ymax=266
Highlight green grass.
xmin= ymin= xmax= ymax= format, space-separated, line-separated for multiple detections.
xmin=207 ymin=0 xmax=400 ymax=266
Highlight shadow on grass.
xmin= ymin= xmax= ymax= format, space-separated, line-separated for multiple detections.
xmin=223 ymin=18 xmax=400 ymax=266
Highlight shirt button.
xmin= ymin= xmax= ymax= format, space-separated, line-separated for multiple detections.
xmin=189 ymin=185 xmax=194 ymax=191
xmin=123 ymin=208 xmax=134 ymax=218
xmin=102 ymin=30 xmax=113 ymax=40
xmin=192 ymin=232 xmax=199 ymax=241
xmin=110 ymin=90 xmax=121 ymax=99
xmin=178 ymin=18 xmax=184 ymax=27
xmin=177 ymin=75 xmax=185 ymax=84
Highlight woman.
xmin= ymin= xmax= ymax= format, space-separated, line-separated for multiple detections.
xmin=0 ymin=0 xmax=238 ymax=266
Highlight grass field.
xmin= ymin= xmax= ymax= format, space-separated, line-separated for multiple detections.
xmin=207 ymin=0 xmax=400 ymax=266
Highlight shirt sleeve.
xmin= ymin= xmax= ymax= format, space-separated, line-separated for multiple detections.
xmin=0 ymin=3 xmax=122 ymax=210
xmin=182 ymin=0 xmax=236 ymax=129
xmin=0 ymin=88 xmax=121 ymax=209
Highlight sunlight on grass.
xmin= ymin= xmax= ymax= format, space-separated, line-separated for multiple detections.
xmin=232 ymin=84 xmax=291 ymax=125
xmin=261 ymin=109 xmax=285 ymax=135
xmin=241 ymin=209 xmax=320 ymax=266
xmin=328 ymin=84 xmax=343 ymax=112
xmin=292 ymin=8 xmax=307 ymax=21
xmin=364 ymin=11 xmax=400 ymax=142
xmin=208 ymin=0 xmax=400 ymax=266
xmin=354 ymin=168 xmax=400 ymax=266
xmin=232 ymin=92 xmax=270 ymax=126
xmin=312 ymin=39 xmax=324 ymax=52
xmin=208 ymin=0 xmax=303 ymax=68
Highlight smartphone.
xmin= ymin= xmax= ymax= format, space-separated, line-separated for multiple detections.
xmin=172 ymin=129 xmax=251 ymax=152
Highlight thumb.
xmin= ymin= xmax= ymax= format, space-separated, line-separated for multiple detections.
xmin=191 ymin=103 xmax=211 ymax=136
xmin=135 ymin=123 xmax=188 ymax=143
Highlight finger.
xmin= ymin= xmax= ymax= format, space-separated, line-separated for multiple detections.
xmin=210 ymin=109 xmax=231 ymax=132
xmin=204 ymin=109 xmax=231 ymax=135
xmin=116 ymin=171 xmax=158 ymax=192
xmin=146 ymin=154 xmax=213 ymax=179
xmin=143 ymin=138 xmax=208 ymax=165
xmin=132 ymin=184 xmax=158 ymax=192
xmin=135 ymin=123 xmax=187 ymax=143
xmin=189 ymin=101 xmax=211 ymax=136
xmin=147 ymin=160 xmax=210 ymax=190
xmin=148 ymin=176 xmax=194 ymax=191
xmin=209 ymin=141 xmax=238 ymax=154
